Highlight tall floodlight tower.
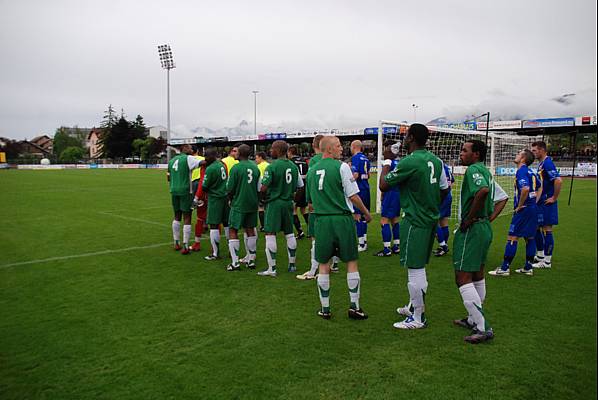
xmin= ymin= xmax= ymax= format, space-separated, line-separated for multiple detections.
xmin=157 ymin=44 xmax=176 ymax=162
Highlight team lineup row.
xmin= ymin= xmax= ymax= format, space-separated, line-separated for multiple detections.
xmin=166 ymin=125 xmax=561 ymax=344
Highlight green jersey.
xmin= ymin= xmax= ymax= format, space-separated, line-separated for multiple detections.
xmin=227 ymin=160 xmax=260 ymax=212
xmin=306 ymin=158 xmax=358 ymax=215
xmin=262 ymin=158 xmax=301 ymax=203
xmin=168 ymin=154 xmax=201 ymax=195
xmin=202 ymin=161 xmax=228 ymax=199
xmin=309 ymin=153 xmax=323 ymax=170
xmin=384 ymin=149 xmax=446 ymax=227
xmin=459 ymin=162 xmax=495 ymax=221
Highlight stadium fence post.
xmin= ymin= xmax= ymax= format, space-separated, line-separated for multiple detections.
xmin=376 ymin=121 xmax=383 ymax=214
xmin=568 ymin=129 xmax=578 ymax=206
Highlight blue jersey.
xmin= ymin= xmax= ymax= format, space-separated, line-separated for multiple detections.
xmin=514 ymin=165 xmax=537 ymax=209
xmin=351 ymin=152 xmax=370 ymax=192
xmin=537 ymin=156 xmax=560 ymax=200
xmin=443 ymin=163 xmax=455 ymax=196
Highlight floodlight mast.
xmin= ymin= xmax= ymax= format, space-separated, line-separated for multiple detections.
xmin=157 ymin=44 xmax=176 ymax=162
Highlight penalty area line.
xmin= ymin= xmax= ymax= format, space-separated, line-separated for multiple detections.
xmin=0 ymin=242 xmax=172 ymax=269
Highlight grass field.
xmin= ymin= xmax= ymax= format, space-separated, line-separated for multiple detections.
xmin=1 ymin=169 xmax=596 ymax=399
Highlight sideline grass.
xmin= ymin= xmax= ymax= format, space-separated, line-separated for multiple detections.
xmin=0 ymin=170 xmax=596 ymax=399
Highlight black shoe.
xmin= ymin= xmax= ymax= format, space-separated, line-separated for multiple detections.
xmin=375 ymin=249 xmax=392 ymax=257
xmin=246 ymin=261 xmax=256 ymax=270
xmin=434 ymin=246 xmax=449 ymax=257
xmin=317 ymin=309 xmax=332 ymax=320
xmin=296 ymin=231 xmax=305 ymax=239
xmin=330 ymin=263 xmax=339 ymax=273
xmin=453 ymin=317 xmax=475 ymax=330
xmin=348 ymin=307 xmax=368 ymax=320
xmin=226 ymin=264 xmax=240 ymax=271
xmin=464 ymin=328 xmax=494 ymax=344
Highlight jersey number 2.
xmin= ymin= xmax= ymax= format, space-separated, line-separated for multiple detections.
xmin=427 ymin=161 xmax=437 ymax=184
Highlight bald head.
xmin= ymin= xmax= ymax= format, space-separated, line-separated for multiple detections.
xmin=350 ymin=140 xmax=362 ymax=155
xmin=320 ymin=136 xmax=342 ymax=159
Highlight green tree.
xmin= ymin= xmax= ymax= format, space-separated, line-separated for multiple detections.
xmin=53 ymin=127 xmax=84 ymax=157
xmin=98 ymin=105 xmax=118 ymax=158
xmin=60 ymin=146 xmax=86 ymax=163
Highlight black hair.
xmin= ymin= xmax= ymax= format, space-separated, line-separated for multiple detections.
xmin=523 ymin=149 xmax=534 ymax=166
xmin=256 ymin=151 xmax=267 ymax=160
xmin=465 ymin=139 xmax=487 ymax=162
xmin=407 ymin=123 xmax=429 ymax=146
xmin=238 ymin=144 xmax=251 ymax=159
xmin=531 ymin=141 xmax=547 ymax=150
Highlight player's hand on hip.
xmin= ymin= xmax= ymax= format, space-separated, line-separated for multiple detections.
xmin=545 ymin=197 xmax=556 ymax=205
xmin=353 ymin=213 xmax=361 ymax=222
xmin=363 ymin=212 xmax=372 ymax=223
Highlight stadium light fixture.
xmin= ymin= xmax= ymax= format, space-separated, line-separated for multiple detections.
xmin=252 ymin=90 xmax=259 ymax=137
xmin=157 ymin=44 xmax=176 ymax=162
xmin=412 ymin=104 xmax=419 ymax=122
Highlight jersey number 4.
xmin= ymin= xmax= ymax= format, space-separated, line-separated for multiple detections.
xmin=172 ymin=159 xmax=179 ymax=171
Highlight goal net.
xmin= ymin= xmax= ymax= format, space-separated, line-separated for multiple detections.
xmin=375 ymin=120 xmax=537 ymax=220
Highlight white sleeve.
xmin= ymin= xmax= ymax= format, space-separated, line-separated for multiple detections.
xmin=494 ymin=181 xmax=509 ymax=202
xmin=187 ymin=156 xmax=201 ymax=170
xmin=439 ymin=164 xmax=449 ymax=190
xmin=296 ymin=174 xmax=304 ymax=188
xmin=340 ymin=162 xmax=360 ymax=198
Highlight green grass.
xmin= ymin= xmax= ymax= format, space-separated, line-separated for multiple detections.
xmin=0 ymin=170 xmax=596 ymax=399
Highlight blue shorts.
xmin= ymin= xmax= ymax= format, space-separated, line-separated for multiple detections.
xmin=439 ymin=194 xmax=452 ymax=219
xmin=538 ymin=202 xmax=558 ymax=226
xmin=354 ymin=189 xmax=370 ymax=215
xmin=508 ymin=206 xmax=538 ymax=238
xmin=381 ymin=191 xmax=401 ymax=219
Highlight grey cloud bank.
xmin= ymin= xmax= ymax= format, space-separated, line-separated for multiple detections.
xmin=0 ymin=0 xmax=596 ymax=140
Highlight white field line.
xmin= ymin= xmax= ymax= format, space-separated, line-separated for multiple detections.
xmin=97 ymin=211 xmax=170 ymax=227
xmin=0 ymin=242 xmax=171 ymax=269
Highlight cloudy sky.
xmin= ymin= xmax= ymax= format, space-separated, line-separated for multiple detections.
xmin=1 ymin=0 xmax=596 ymax=140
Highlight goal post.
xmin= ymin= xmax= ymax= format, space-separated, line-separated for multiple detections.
xmin=375 ymin=120 xmax=537 ymax=219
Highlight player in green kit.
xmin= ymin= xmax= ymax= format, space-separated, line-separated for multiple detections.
xmin=201 ymin=148 xmax=230 ymax=261
xmin=452 ymin=140 xmax=497 ymax=343
xmin=296 ymin=134 xmax=326 ymax=280
xmin=167 ymin=144 xmax=204 ymax=254
xmin=225 ymin=144 xmax=260 ymax=271
xmin=307 ymin=136 xmax=371 ymax=320
xmin=380 ymin=124 xmax=449 ymax=329
xmin=258 ymin=140 xmax=304 ymax=277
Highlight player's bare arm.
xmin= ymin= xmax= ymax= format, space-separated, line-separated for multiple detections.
xmin=489 ymin=199 xmax=508 ymax=222
xmin=546 ymin=177 xmax=562 ymax=204
xmin=460 ymin=187 xmax=489 ymax=232
xmin=349 ymin=194 xmax=371 ymax=223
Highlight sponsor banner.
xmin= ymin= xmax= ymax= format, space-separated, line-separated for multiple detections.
xmin=258 ymin=134 xmax=267 ymax=140
xmin=208 ymin=136 xmax=228 ymax=142
xmin=522 ymin=117 xmax=574 ymax=128
xmin=575 ymin=162 xmax=597 ymax=176
xmin=15 ymin=163 xmax=169 ymax=170
xmin=90 ymin=164 xmax=99 ymax=169
xmin=285 ymin=132 xmax=301 ymax=138
xmin=477 ymin=120 xmax=522 ymax=130
xmin=265 ymin=133 xmax=273 ymax=140
xmin=269 ymin=132 xmax=286 ymax=139
xmin=228 ymin=135 xmax=245 ymax=142
xmin=246 ymin=135 xmax=259 ymax=140
xmin=364 ymin=127 xmax=378 ymax=135
xmin=382 ymin=126 xmax=398 ymax=134
xmin=169 ymin=138 xmax=185 ymax=145
xmin=438 ymin=122 xmax=477 ymax=130
xmin=575 ymin=116 xmax=597 ymax=126
xmin=0 ymin=163 xmax=9 ymax=169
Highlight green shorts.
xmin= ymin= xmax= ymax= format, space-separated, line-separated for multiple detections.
xmin=308 ymin=213 xmax=318 ymax=237
xmin=206 ymin=197 xmax=230 ymax=226
xmin=400 ymin=218 xmax=435 ymax=268
xmin=314 ymin=214 xmax=358 ymax=263
xmin=452 ymin=220 xmax=493 ymax=272
xmin=171 ymin=193 xmax=193 ymax=213
xmin=228 ymin=208 xmax=258 ymax=230
xmin=264 ymin=200 xmax=294 ymax=234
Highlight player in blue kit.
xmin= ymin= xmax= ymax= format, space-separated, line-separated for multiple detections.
xmin=433 ymin=162 xmax=455 ymax=257
xmin=350 ymin=140 xmax=371 ymax=252
xmin=531 ymin=141 xmax=561 ymax=269
xmin=376 ymin=140 xmax=401 ymax=257
xmin=489 ymin=149 xmax=539 ymax=276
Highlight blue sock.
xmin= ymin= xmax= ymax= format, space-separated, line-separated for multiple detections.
xmin=381 ymin=224 xmax=392 ymax=248
xmin=501 ymin=240 xmax=518 ymax=270
xmin=436 ymin=225 xmax=443 ymax=242
xmin=392 ymin=223 xmax=400 ymax=243
xmin=544 ymin=232 xmax=554 ymax=256
xmin=535 ymin=229 xmax=544 ymax=254
xmin=441 ymin=226 xmax=450 ymax=246
xmin=525 ymin=238 xmax=536 ymax=270
xmin=356 ymin=219 xmax=364 ymax=238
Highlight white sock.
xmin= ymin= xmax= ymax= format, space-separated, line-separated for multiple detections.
xmin=243 ymin=233 xmax=249 ymax=259
xmin=265 ymin=235 xmax=277 ymax=270
xmin=172 ymin=220 xmax=181 ymax=243
xmin=407 ymin=268 xmax=428 ymax=323
xmin=545 ymin=255 xmax=552 ymax=263
xmin=363 ymin=233 xmax=367 ymax=243
xmin=347 ymin=271 xmax=361 ymax=309
xmin=247 ymin=235 xmax=257 ymax=261
xmin=183 ymin=225 xmax=191 ymax=247
xmin=537 ymin=250 xmax=545 ymax=258
xmin=285 ymin=233 xmax=297 ymax=266
xmin=473 ymin=279 xmax=486 ymax=303
xmin=309 ymin=240 xmax=319 ymax=275
xmin=439 ymin=240 xmax=446 ymax=246
xmin=358 ymin=236 xmax=365 ymax=246
xmin=460 ymin=283 xmax=486 ymax=332
xmin=383 ymin=241 xmax=391 ymax=248
xmin=317 ymin=273 xmax=331 ymax=310
xmin=228 ymin=239 xmax=240 ymax=266
xmin=194 ymin=236 xmax=201 ymax=243
xmin=393 ymin=239 xmax=400 ymax=245
xmin=224 ymin=226 xmax=230 ymax=241
xmin=209 ymin=229 xmax=220 ymax=257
